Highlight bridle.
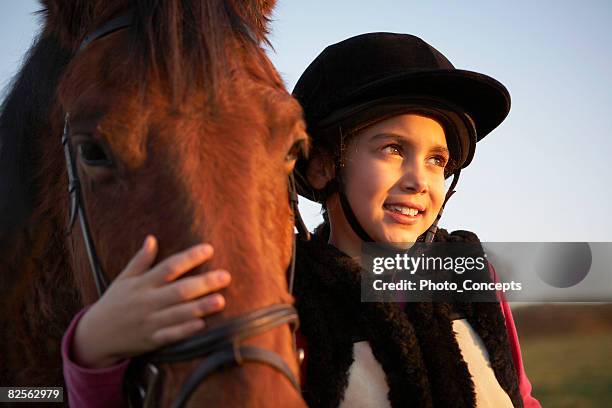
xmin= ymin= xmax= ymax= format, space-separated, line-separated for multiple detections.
xmin=62 ymin=12 xmax=311 ymax=408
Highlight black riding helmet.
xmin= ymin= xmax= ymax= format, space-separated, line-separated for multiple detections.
xmin=292 ymin=32 xmax=511 ymax=242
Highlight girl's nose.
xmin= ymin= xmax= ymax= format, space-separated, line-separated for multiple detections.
xmin=399 ymin=161 xmax=428 ymax=193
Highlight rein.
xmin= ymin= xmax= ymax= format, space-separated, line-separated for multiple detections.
xmin=62 ymin=12 xmax=310 ymax=407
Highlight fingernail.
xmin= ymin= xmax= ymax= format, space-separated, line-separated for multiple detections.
xmin=147 ymin=235 xmax=158 ymax=251
xmin=216 ymin=270 xmax=230 ymax=283
xmin=198 ymin=243 xmax=212 ymax=255
xmin=211 ymin=294 xmax=225 ymax=308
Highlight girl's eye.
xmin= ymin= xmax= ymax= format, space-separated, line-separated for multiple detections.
xmin=428 ymin=155 xmax=448 ymax=167
xmin=382 ymin=144 xmax=402 ymax=156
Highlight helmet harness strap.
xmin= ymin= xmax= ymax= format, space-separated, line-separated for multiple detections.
xmin=423 ymin=169 xmax=461 ymax=243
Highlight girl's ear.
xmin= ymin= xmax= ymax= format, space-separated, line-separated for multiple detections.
xmin=306 ymin=152 xmax=336 ymax=190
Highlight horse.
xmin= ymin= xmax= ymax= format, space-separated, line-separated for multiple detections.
xmin=0 ymin=1 xmax=309 ymax=406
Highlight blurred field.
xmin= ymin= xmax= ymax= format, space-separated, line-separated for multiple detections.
xmin=512 ymin=304 xmax=612 ymax=408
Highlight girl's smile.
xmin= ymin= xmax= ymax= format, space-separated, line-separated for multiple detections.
xmin=382 ymin=202 xmax=425 ymax=225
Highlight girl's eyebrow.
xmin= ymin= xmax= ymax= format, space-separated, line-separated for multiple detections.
xmin=430 ymin=145 xmax=450 ymax=156
xmin=369 ymin=132 xmax=450 ymax=156
xmin=368 ymin=132 xmax=404 ymax=143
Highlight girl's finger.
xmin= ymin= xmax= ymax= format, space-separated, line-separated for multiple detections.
xmin=117 ymin=235 xmax=158 ymax=279
xmin=151 ymin=318 xmax=206 ymax=347
xmin=153 ymin=269 xmax=231 ymax=308
xmin=145 ymin=243 xmax=214 ymax=285
xmin=148 ymin=294 xmax=225 ymax=328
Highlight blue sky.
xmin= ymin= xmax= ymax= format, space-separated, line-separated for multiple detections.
xmin=2 ymin=1 xmax=611 ymax=241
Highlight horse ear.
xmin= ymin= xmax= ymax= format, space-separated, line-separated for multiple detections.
xmin=256 ymin=0 xmax=276 ymax=17
xmin=38 ymin=0 xmax=94 ymax=47
xmin=231 ymin=0 xmax=277 ymax=42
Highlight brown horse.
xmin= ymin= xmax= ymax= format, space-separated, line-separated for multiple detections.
xmin=0 ymin=0 xmax=308 ymax=406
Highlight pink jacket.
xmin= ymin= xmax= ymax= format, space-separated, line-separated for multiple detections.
xmin=492 ymin=265 xmax=541 ymax=408
xmin=62 ymin=266 xmax=541 ymax=407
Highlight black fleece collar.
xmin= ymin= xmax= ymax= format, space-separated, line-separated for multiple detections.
xmin=293 ymin=229 xmax=523 ymax=408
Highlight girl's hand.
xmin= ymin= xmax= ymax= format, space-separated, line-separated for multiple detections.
xmin=72 ymin=235 xmax=231 ymax=368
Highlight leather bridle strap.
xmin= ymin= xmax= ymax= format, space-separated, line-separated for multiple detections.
xmin=172 ymin=346 xmax=297 ymax=408
xmin=63 ymin=10 xmax=136 ymax=296
xmin=79 ymin=11 xmax=134 ymax=52
xmin=62 ymin=115 xmax=109 ymax=295
xmin=146 ymin=304 xmax=299 ymax=363
xmin=138 ymin=304 xmax=301 ymax=408
xmin=288 ymin=173 xmax=311 ymax=294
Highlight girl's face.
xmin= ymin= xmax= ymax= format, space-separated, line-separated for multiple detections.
xmin=337 ymin=113 xmax=449 ymax=248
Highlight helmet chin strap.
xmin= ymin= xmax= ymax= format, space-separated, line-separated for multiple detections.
xmin=338 ymin=174 xmax=375 ymax=242
xmin=423 ymin=169 xmax=461 ymax=243
xmin=335 ymin=169 xmax=462 ymax=244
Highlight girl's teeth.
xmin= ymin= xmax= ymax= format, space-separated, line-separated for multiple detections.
xmin=388 ymin=205 xmax=419 ymax=216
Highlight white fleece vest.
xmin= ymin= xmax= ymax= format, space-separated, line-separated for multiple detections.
xmin=339 ymin=319 xmax=514 ymax=408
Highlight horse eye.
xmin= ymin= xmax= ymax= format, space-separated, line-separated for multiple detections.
xmin=285 ymin=139 xmax=306 ymax=162
xmin=77 ymin=142 xmax=112 ymax=166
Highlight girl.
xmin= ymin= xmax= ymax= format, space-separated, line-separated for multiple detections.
xmin=62 ymin=33 xmax=540 ymax=407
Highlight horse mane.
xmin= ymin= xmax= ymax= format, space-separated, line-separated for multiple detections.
xmin=0 ymin=0 xmax=283 ymax=386
xmin=46 ymin=0 xmax=281 ymax=104
xmin=0 ymin=33 xmax=70 ymax=233
xmin=0 ymin=32 xmax=74 ymax=387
